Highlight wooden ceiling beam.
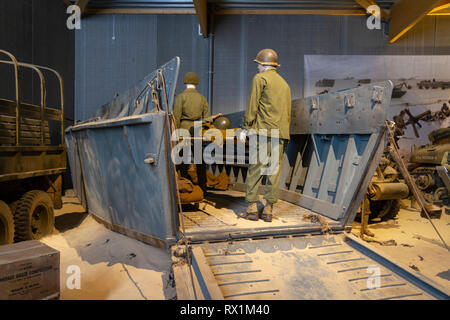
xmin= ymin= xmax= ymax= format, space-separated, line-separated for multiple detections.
xmin=353 ymin=0 xmax=389 ymax=20
xmin=75 ymin=0 xmax=90 ymax=14
xmin=389 ymin=0 xmax=445 ymax=43
xmin=428 ymin=0 xmax=450 ymax=15
xmin=193 ymin=0 xmax=208 ymax=38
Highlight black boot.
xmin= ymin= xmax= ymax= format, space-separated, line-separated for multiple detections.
xmin=238 ymin=203 xmax=259 ymax=221
xmin=260 ymin=204 xmax=273 ymax=222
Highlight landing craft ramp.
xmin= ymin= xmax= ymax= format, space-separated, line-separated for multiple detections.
xmin=65 ymin=59 xmax=449 ymax=300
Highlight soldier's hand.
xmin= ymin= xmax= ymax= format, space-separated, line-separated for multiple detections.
xmin=238 ymin=129 xmax=247 ymax=145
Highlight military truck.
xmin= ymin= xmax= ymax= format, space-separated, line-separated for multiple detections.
xmin=0 ymin=50 xmax=66 ymax=245
xmin=409 ymin=127 xmax=450 ymax=207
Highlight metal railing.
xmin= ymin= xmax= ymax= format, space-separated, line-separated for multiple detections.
xmin=0 ymin=49 xmax=65 ymax=147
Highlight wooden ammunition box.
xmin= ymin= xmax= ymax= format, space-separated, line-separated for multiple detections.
xmin=0 ymin=240 xmax=60 ymax=300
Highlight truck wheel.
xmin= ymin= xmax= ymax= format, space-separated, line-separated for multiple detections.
xmin=14 ymin=191 xmax=54 ymax=242
xmin=0 ymin=200 xmax=15 ymax=245
xmin=369 ymin=199 xmax=401 ymax=221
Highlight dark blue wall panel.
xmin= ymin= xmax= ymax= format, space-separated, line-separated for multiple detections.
xmin=74 ymin=13 xmax=450 ymax=122
xmin=75 ymin=14 xmax=208 ymax=121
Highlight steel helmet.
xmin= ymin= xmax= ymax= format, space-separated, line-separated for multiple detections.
xmin=213 ymin=116 xmax=231 ymax=130
xmin=253 ymin=49 xmax=280 ymax=67
xmin=184 ymin=72 xmax=199 ymax=85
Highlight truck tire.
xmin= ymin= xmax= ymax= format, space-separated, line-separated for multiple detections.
xmin=14 ymin=190 xmax=54 ymax=242
xmin=0 ymin=200 xmax=15 ymax=245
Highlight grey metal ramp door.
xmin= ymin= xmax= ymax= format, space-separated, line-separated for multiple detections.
xmin=284 ymin=81 xmax=393 ymax=221
xmin=222 ymin=81 xmax=392 ymax=222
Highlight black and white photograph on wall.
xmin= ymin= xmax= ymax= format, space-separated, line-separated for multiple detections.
xmin=304 ymin=55 xmax=450 ymax=162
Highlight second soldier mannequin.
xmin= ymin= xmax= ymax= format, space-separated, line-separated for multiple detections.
xmin=173 ymin=72 xmax=209 ymax=194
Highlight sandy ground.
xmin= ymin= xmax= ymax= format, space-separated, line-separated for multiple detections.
xmin=39 ymin=192 xmax=449 ymax=299
xmin=351 ymin=206 xmax=450 ymax=290
xmin=40 ymin=193 xmax=176 ymax=300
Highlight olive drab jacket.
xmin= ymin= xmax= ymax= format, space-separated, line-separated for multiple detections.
xmin=242 ymin=69 xmax=291 ymax=140
xmin=173 ymin=88 xmax=209 ymax=130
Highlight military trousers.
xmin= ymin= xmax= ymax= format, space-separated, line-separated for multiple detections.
xmin=245 ymin=136 xmax=287 ymax=204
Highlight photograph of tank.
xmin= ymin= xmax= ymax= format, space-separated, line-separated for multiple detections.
xmin=305 ymin=55 xmax=450 ymax=158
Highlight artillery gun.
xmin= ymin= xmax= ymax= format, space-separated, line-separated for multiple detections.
xmin=358 ymin=154 xmax=409 ymax=222
xmin=409 ymin=127 xmax=450 ymax=207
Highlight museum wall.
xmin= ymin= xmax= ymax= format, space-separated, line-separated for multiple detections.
xmin=213 ymin=14 xmax=450 ymax=120
xmin=0 ymin=0 xmax=75 ymax=129
xmin=74 ymin=13 xmax=450 ymax=123
xmin=74 ymin=14 xmax=209 ymax=122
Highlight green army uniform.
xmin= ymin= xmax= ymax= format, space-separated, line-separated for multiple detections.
xmin=243 ymin=68 xmax=291 ymax=205
xmin=173 ymin=88 xmax=209 ymax=131
xmin=173 ymin=84 xmax=209 ymax=193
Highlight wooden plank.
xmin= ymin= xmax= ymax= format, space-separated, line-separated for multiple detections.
xmin=0 ymin=98 xmax=62 ymax=121
xmin=0 ymin=129 xmax=50 ymax=139
xmin=172 ymin=263 xmax=199 ymax=300
xmin=0 ymin=114 xmax=49 ymax=126
xmin=0 ymin=136 xmax=51 ymax=145
xmin=0 ymin=146 xmax=64 ymax=152
xmin=389 ymin=0 xmax=444 ymax=43
xmin=428 ymin=0 xmax=450 ymax=14
xmin=0 ymin=122 xmax=50 ymax=133
xmin=191 ymin=247 xmax=224 ymax=300
xmin=0 ymin=168 xmax=66 ymax=183
xmin=428 ymin=7 xmax=450 ymax=15
xmin=75 ymin=0 xmax=90 ymax=14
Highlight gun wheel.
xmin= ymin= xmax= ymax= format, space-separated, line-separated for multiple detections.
xmin=369 ymin=199 xmax=401 ymax=221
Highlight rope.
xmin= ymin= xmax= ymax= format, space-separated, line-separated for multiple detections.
xmin=158 ymin=70 xmax=199 ymax=299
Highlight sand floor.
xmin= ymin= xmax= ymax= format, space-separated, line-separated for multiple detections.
xmin=39 ymin=191 xmax=449 ymax=299
xmin=40 ymin=192 xmax=176 ymax=300
xmin=351 ymin=206 xmax=450 ymax=290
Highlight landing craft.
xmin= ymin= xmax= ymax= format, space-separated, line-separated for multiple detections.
xmin=65 ymin=58 xmax=449 ymax=300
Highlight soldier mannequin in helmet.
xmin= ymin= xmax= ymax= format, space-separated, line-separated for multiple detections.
xmin=238 ymin=49 xmax=291 ymax=222
xmin=173 ymin=72 xmax=209 ymax=194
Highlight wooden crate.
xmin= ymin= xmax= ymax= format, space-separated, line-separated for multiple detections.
xmin=0 ymin=240 xmax=60 ymax=300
